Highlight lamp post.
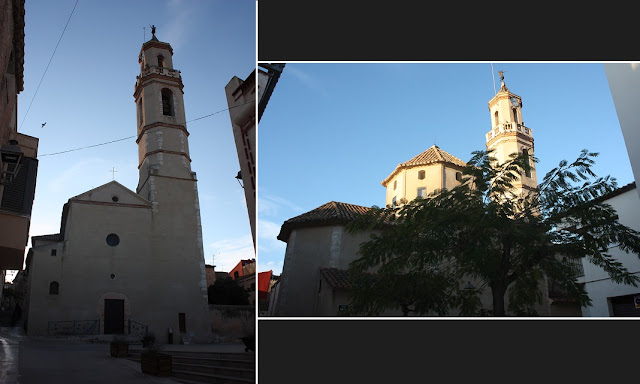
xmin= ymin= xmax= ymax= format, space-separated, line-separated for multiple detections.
xmin=0 ymin=139 xmax=23 ymax=184
xmin=235 ymin=170 xmax=244 ymax=188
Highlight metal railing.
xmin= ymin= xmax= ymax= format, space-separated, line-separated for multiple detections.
xmin=47 ymin=319 xmax=100 ymax=336
xmin=47 ymin=318 xmax=149 ymax=337
xmin=128 ymin=319 xmax=148 ymax=338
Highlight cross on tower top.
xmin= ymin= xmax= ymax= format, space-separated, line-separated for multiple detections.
xmin=110 ymin=167 xmax=118 ymax=180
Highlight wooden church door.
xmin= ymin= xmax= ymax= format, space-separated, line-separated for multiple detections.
xmin=104 ymin=299 xmax=125 ymax=334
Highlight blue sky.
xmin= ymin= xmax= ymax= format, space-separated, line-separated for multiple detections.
xmin=257 ymin=63 xmax=636 ymax=275
xmin=8 ymin=0 xmax=256 ymax=281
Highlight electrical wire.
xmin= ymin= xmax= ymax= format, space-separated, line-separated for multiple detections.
xmin=19 ymin=0 xmax=79 ymax=130
xmin=39 ymin=100 xmax=255 ymax=157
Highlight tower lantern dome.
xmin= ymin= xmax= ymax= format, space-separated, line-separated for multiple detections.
xmin=485 ymin=74 xmax=537 ymax=196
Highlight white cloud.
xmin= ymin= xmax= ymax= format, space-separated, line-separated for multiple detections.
xmin=257 ymin=219 xmax=286 ymax=255
xmin=207 ymin=235 xmax=255 ymax=272
xmin=163 ymin=0 xmax=198 ymax=50
xmin=261 ymin=259 xmax=283 ymax=275
xmin=48 ymin=158 xmax=106 ymax=194
xmin=284 ymin=65 xmax=329 ymax=97
xmin=258 ymin=193 xmax=304 ymax=217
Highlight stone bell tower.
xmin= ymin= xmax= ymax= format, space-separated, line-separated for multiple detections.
xmin=132 ymin=27 xmax=210 ymax=342
xmin=485 ymin=72 xmax=538 ymax=196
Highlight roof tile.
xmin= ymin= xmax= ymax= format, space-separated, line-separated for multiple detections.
xmin=277 ymin=201 xmax=371 ymax=242
xmin=382 ymin=145 xmax=466 ymax=186
xmin=320 ymin=267 xmax=352 ymax=289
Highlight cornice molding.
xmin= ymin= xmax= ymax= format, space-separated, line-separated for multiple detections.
xmin=137 ymin=149 xmax=191 ymax=169
xmin=136 ymin=122 xmax=189 ymax=143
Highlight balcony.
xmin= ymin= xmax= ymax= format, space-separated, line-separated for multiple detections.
xmin=486 ymin=122 xmax=533 ymax=142
xmin=135 ymin=65 xmax=181 ymax=88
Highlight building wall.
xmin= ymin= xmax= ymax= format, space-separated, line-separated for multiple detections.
xmin=0 ymin=0 xmax=22 ymax=145
xmin=275 ymin=225 xmax=379 ymax=316
xmin=225 ymin=73 xmax=256 ymax=248
xmin=314 ymin=278 xmax=348 ymax=316
xmin=27 ymin=184 xmax=210 ymax=341
xmin=209 ymin=304 xmax=254 ymax=343
xmin=604 ymin=64 xmax=640 ymax=190
xmin=580 ymin=187 xmax=640 ymax=316
xmin=205 ymin=265 xmax=216 ymax=287
xmin=0 ymin=0 xmax=37 ymax=272
xmin=385 ymin=163 xmax=465 ymax=207
xmin=277 ymin=222 xmax=550 ymax=317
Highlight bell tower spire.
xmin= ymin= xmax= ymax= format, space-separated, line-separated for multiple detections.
xmin=134 ymin=30 xmax=194 ymax=201
xmin=485 ymin=73 xmax=538 ymax=195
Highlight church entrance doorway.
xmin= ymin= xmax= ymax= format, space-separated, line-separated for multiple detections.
xmin=104 ymin=299 xmax=125 ymax=334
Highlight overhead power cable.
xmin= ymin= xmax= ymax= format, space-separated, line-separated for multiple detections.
xmin=39 ymin=100 xmax=255 ymax=157
xmin=19 ymin=0 xmax=79 ymax=130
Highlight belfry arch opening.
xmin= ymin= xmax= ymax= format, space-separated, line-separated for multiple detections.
xmin=138 ymin=98 xmax=143 ymax=127
xmin=161 ymin=88 xmax=174 ymax=116
xmin=523 ymin=148 xmax=531 ymax=178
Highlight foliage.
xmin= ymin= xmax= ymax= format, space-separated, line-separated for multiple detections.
xmin=141 ymin=332 xmax=159 ymax=351
xmin=2 ymin=287 xmax=22 ymax=309
xmin=207 ymin=277 xmax=250 ymax=305
xmin=344 ymin=149 xmax=640 ymax=316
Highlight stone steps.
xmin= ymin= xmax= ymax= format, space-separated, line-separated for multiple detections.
xmin=173 ymin=362 xmax=254 ymax=379
xmin=127 ymin=349 xmax=255 ymax=383
xmin=172 ymin=369 xmax=255 ymax=384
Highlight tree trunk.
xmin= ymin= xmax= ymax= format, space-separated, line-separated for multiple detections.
xmin=491 ymin=284 xmax=506 ymax=316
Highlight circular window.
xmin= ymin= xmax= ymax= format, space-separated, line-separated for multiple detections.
xmin=112 ymin=195 xmax=119 ymax=202
xmin=106 ymin=233 xmax=120 ymax=246
xmin=110 ymin=273 xmax=116 ymax=280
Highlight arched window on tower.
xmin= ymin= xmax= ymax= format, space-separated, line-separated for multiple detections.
xmin=138 ymin=98 xmax=143 ymax=127
xmin=161 ymin=88 xmax=174 ymax=116
xmin=157 ymin=54 xmax=165 ymax=67
xmin=49 ymin=281 xmax=59 ymax=295
xmin=494 ymin=111 xmax=499 ymax=127
xmin=513 ymin=108 xmax=519 ymax=125
xmin=523 ymin=148 xmax=531 ymax=178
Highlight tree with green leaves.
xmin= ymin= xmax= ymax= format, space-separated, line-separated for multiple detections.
xmin=345 ymin=149 xmax=640 ymax=316
xmin=207 ymin=277 xmax=250 ymax=305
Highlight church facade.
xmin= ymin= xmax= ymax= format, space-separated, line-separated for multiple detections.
xmin=272 ymin=77 xmax=552 ymax=317
xmin=24 ymin=33 xmax=211 ymax=342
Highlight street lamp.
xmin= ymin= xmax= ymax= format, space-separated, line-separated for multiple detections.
xmin=235 ymin=170 xmax=244 ymax=188
xmin=0 ymin=139 xmax=23 ymax=184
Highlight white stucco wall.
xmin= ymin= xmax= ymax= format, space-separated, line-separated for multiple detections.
xmin=275 ymin=225 xmax=379 ymax=317
xmin=580 ymin=187 xmax=640 ymax=316
xmin=604 ymin=64 xmax=640 ymax=192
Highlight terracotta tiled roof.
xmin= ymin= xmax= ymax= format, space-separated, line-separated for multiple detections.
xmin=382 ymin=145 xmax=466 ymax=186
xmin=277 ymin=201 xmax=372 ymax=242
xmin=31 ymin=234 xmax=63 ymax=242
xmin=320 ymin=267 xmax=352 ymax=289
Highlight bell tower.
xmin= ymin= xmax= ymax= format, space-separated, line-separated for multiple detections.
xmin=485 ymin=72 xmax=538 ymax=195
xmin=134 ymin=29 xmax=194 ymax=201
xmin=132 ymin=28 xmax=210 ymax=341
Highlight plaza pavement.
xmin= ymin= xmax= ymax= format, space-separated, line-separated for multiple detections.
xmin=0 ymin=325 xmax=250 ymax=383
